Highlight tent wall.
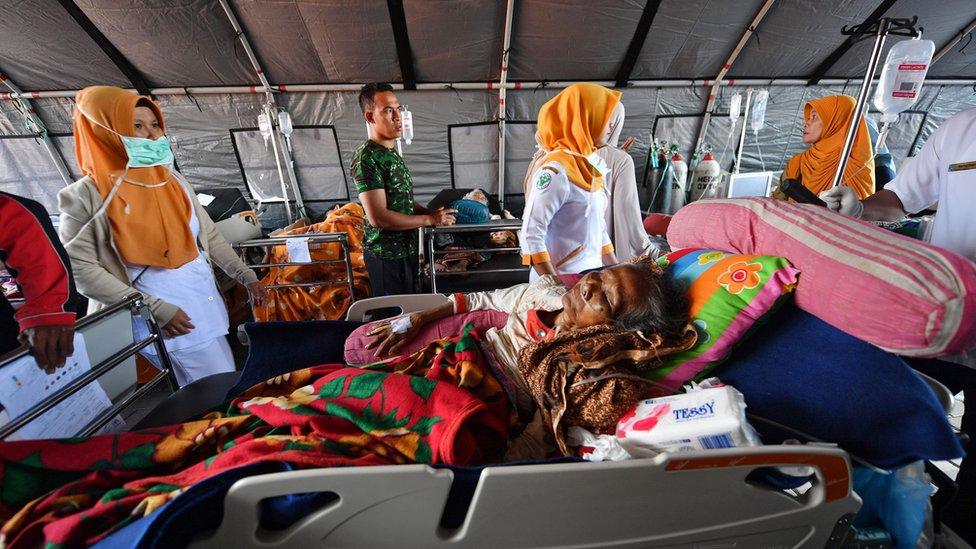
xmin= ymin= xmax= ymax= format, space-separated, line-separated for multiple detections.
xmin=4 ymin=83 xmax=974 ymax=220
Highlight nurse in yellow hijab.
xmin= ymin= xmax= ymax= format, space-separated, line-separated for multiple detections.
xmin=783 ymin=94 xmax=875 ymax=199
xmin=520 ymin=83 xmax=620 ymax=279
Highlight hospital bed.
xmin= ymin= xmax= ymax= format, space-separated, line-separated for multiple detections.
xmin=233 ymin=233 xmax=357 ymax=310
xmin=3 ymin=293 xmax=962 ymax=547
xmin=422 ymin=218 xmax=528 ymax=293
xmin=0 ymin=293 xmax=177 ymax=439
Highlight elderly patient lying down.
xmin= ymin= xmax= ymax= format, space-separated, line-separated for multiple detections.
xmin=0 ymin=261 xmax=696 ymax=547
xmin=367 ymin=259 xmax=698 ymax=456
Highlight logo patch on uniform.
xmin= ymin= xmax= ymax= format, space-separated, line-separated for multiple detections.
xmin=536 ymin=172 xmax=552 ymax=190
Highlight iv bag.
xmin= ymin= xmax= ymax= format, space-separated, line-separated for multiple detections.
xmin=874 ymin=37 xmax=935 ymax=116
xmin=729 ymin=93 xmax=742 ymax=121
xmin=277 ymin=110 xmax=293 ymax=137
xmin=257 ymin=112 xmax=273 ymax=145
xmin=400 ymin=106 xmax=414 ymax=145
xmin=749 ymin=90 xmax=769 ymax=135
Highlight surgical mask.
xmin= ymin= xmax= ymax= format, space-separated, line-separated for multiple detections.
xmin=119 ymin=134 xmax=174 ymax=168
xmin=75 ymin=103 xmax=175 ymax=168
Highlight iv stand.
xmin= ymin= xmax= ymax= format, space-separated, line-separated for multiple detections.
xmin=732 ymin=87 xmax=755 ymax=175
xmin=831 ymin=17 xmax=920 ymax=189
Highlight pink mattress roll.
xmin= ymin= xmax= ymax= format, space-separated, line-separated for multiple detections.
xmin=667 ymin=198 xmax=976 ymax=357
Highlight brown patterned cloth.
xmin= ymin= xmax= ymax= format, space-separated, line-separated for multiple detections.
xmin=517 ymin=323 xmax=698 ymax=455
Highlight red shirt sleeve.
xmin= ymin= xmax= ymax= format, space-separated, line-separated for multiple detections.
xmin=0 ymin=193 xmax=76 ymax=332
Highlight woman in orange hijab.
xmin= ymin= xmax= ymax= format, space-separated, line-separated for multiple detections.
xmin=783 ymin=94 xmax=875 ymax=199
xmin=520 ymin=83 xmax=620 ymax=280
xmin=58 ymin=86 xmax=266 ymax=386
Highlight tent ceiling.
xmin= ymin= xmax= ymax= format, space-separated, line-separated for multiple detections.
xmin=404 ymin=0 xmax=505 ymax=82
xmin=75 ymin=0 xmax=257 ymax=87
xmin=825 ymin=0 xmax=975 ymax=78
xmin=631 ymin=0 xmax=766 ymax=79
xmin=728 ymin=0 xmax=881 ymax=79
xmin=1 ymin=0 xmax=976 ymax=92
xmin=508 ymin=0 xmax=644 ymax=81
xmin=0 ymin=0 xmax=129 ymax=90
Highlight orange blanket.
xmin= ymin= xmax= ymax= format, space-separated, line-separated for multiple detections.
xmin=254 ymin=203 xmax=371 ymax=321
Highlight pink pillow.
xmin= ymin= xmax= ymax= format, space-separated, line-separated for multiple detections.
xmin=667 ymin=198 xmax=976 ymax=357
xmin=345 ymin=310 xmax=508 ymax=364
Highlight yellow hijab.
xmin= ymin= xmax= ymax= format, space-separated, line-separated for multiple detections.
xmin=784 ymin=95 xmax=875 ymax=199
xmin=74 ymin=86 xmax=197 ymax=269
xmin=535 ymin=83 xmax=622 ymax=192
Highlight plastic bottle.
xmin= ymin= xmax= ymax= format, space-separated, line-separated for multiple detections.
xmin=749 ymin=89 xmax=769 ymax=135
xmin=400 ymin=107 xmax=414 ymax=145
xmin=669 ymin=152 xmax=688 ymax=213
xmin=689 ymin=150 xmax=722 ymax=202
xmin=277 ymin=110 xmax=293 ymax=137
xmin=257 ymin=112 xmax=273 ymax=145
xmin=874 ymin=37 xmax=935 ymax=115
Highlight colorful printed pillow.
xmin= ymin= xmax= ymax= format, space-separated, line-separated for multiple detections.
xmin=667 ymin=198 xmax=976 ymax=357
xmin=646 ymin=248 xmax=800 ymax=391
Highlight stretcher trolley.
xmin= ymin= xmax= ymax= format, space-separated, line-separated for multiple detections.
xmin=422 ymin=219 xmax=529 ymax=294
xmin=233 ymin=233 xmax=357 ymax=311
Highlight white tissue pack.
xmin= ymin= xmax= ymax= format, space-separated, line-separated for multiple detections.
xmin=615 ymin=384 xmax=759 ymax=457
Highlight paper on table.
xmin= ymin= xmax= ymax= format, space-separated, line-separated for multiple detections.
xmin=0 ymin=333 xmax=115 ymax=440
xmin=197 ymin=193 xmax=216 ymax=207
xmin=285 ymin=237 xmax=312 ymax=263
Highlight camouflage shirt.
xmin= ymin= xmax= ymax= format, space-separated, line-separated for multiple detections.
xmin=351 ymin=140 xmax=418 ymax=260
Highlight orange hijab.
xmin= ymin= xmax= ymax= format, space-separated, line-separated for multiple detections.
xmin=784 ymin=95 xmax=875 ymax=199
xmin=535 ymin=83 xmax=622 ymax=191
xmin=74 ymin=86 xmax=196 ymax=268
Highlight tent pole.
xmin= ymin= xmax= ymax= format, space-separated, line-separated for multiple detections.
xmin=6 ymin=78 xmax=976 ymax=100
xmin=830 ymin=19 xmax=890 ymax=189
xmin=733 ymin=88 xmax=754 ymax=175
xmin=933 ymin=16 xmax=976 ymax=63
xmin=0 ymin=73 xmax=73 ymax=186
xmin=218 ymin=0 xmax=306 ymax=222
xmin=692 ymin=0 xmax=777 ymax=164
xmin=496 ymin=0 xmax=515 ymax=210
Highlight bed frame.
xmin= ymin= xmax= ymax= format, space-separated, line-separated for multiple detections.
xmin=191 ymin=445 xmax=858 ymax=547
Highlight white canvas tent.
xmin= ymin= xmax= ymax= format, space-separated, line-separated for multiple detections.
xmin=2 ymin=0 xmax=976 ymax=227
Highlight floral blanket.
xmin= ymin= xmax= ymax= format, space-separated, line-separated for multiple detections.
xmin=0 ymin=326 xmax=506 ymax=548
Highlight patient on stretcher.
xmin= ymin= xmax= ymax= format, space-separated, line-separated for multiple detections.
xmin=368 ymin=258 xmax=697 ymax=456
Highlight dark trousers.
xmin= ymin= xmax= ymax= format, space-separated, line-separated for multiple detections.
xmin=910 ymin=357 xmax=976 ymax=542
xmin=364 ymin=250 xmax=417 ymax=297
xmin=0 ymin=297 xmax=18 ymax=357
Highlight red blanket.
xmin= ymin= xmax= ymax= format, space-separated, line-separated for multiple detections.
xmin=0 ymin=325 xmax=507 ymax=548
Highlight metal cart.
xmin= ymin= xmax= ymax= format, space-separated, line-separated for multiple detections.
xmin=233 ymin=233 xmax=356 ymax=301
xmin=421 ymin=219 xmax=528 ymax=293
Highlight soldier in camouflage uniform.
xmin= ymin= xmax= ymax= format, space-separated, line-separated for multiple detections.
xmin=353 ymin=83 xmax=456 ymax=297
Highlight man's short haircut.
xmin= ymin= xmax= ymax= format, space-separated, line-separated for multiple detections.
xmin=359 ymin=83 xmax=395 ymax=113
xmin=614 ymin=263 xmax=690 ymax=337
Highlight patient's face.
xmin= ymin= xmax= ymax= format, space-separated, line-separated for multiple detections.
xmin=561 ymin=265 xmax=652 ymax=329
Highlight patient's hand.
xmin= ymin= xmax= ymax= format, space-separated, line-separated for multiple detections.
xmin=365 ymin=312 xmax=427 ymax=357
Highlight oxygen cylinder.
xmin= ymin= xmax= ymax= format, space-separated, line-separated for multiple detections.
xmin=668 ymin=152 xmax=688 ymax=214
xmin=689 ymin=151 xmax=722 ymax=202
xmin=874 ymin=37 xmax=935 ymax=116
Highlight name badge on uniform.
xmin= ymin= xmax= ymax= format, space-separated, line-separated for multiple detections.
xmin=948 ymin=161 xmax=976 ymax=172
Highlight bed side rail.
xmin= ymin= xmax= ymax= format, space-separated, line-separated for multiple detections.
xmin=192 ymin=444 xmax=859 ymax=548
xmin=0 ymin=293 xmax=178 ymax=439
